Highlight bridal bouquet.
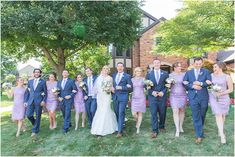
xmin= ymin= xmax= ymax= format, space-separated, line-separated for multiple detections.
xmin=79 ymin=81 xmax=87 ymax=91
xmin=209 ymin=84 xmax=222 ymax=102
xmin=144 ymin=80 xmax=154 ymax=90
xmin=165 ymin=78 xmax=175 ymax=88
xmin=102 ymin=80 xmax=112 ymax=94
xmin=52 ymin=87 xmax=60 ymax=94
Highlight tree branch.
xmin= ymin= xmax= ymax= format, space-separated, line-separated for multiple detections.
xmin=65 ymin=43 xmax=88 ymax=58
xmin=41 ymin=47 xmax=58 ymax=68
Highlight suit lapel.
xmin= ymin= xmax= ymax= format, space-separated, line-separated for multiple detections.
xmin=158 ymin=70 xmax=163 ymax=84
xmin=118 ymin=73 xmax=124 ymax=85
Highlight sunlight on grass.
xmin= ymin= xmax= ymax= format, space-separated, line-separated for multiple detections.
xmin=1 ymin=106 xmax=234 ymax=156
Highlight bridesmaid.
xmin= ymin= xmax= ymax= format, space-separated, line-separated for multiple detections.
xmin=74 ymin=73 xmax=86 ymax=130
xmin=11 ymin=77 xmax=27 ymax=137
xmin=166 ymin=62 xmax=187 ymax=137
xmin=207 ymin=62 xmax=233 ymax=144
xmin=131 ymin=67 xmax=146 ymax=134
xmin=46 ymin=72 xmax=58 ymax=129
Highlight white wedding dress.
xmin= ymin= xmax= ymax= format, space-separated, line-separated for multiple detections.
xmin=91 ymin=75 xmax=118 ymax=136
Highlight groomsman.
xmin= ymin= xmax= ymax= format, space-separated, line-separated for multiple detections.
xmin=146 ymin=58 xmax=169 ymax=138
xmin=112 ymin=62 xmax=132 ymax=138
xmin=57 ymin=70 xmax=77 ymax=134
xmin=183 ymin=57 xmax=211 ymax=143
xmin=24 ymin=68 xmax=47 ymax=137
xmin=83 ymin=68 xmax=97 ymax=129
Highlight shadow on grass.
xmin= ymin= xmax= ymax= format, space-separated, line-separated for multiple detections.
xmin=1 ymin=106 xmax=234 ymax=156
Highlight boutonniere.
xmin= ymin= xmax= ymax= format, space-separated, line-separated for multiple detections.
xmin=72 ymin=90 xmax=77 ymax=93
xmin=161 ymin=72 xmax=164 ymax=75
xmin=199 ymin=72 xmax=203 ymax=75
xmin=41 ymin=92 xmax=45 ymax=96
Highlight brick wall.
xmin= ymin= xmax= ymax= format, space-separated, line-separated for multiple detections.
xmin=132 ymin=24 xmax=188 ymax=74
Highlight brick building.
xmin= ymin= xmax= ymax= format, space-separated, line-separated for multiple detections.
xmin=108 ymin=10 xmax=188 ymax=75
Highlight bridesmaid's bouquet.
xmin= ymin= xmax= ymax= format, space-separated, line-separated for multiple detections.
xmin=101 ymin=80 xmax=112 ymax=94
xmin=79 ymin=81 xmax=87 ymax=92
xmin=144 ymin=80 xmax=154 ymax=90
xmin=165 ymin=78 xmax=175 ymax=89
xmin=52 ymin=87 xmax=60 ymax=94
xmin=209 ymin=84 xmax=222 ymax=102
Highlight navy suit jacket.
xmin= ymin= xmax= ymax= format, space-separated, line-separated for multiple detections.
xmin=83 ymin=75 xmax=97 ymax=97
xmin=57 ymin=78 xmax=77 ymax=105
xmin=24 ymin=78 xmax=47 ymax=105
xmin=112 ymin=72 xmax=132 ymax=102
xmin=146 ymin=70 xmax=169 ymax=101
xmin=183 ymin=68 xmax=211 ymax=101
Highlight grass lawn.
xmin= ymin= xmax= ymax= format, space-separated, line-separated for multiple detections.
xmin=1 ymin=104 xmax=234 ymax=156
xmin=0 ymin=93 xmax=13 ymax=107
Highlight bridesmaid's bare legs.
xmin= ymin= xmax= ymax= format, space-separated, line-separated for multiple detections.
xmin=52 ymin=111 xmax=57 ymax=129
xmin=173 ymin=108 xmax=180 ymax=137
xmin=136 ymin=112 xmax=143 ymax=134
xmin=49 ymin=110 xmax=54 ymax=129
xmin=82 ymin=112 xmax=86 ymax=128
xmin=132 ymin=112 xmax=138 ymax=121
xmin=179 ymin=109 xmax=185 ymax=133
xmin=216 ymin=114 xmax=226 ymax=144
xmin=16 ymin=120 xmax=22 ymax=137
xmin=75 ymin=112 xmax=79 ymax=130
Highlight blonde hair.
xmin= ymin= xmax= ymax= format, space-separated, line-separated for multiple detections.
xmin=134 ymin=67 xmax=143 ymax=76
xmin=102 ymin=65 xmax=110 ymax=74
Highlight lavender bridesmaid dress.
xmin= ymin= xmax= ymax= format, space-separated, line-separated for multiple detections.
xmin=46 ymin=81 xmax=58 ymax=111
xmin=131 ymin=77 xmax=146 ymax=113
xmin=169 ymin=72 xmax=187 ymax=109
xmin=209 ymin=74 xmax=230 ymax=115
xmin=12 ymin=87 xmax=26 ymax=121
xmin=74 ymin=81 xmax=85 ymax=113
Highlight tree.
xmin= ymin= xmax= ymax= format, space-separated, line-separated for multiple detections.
xmin=1 ymin=1 xmax=142 ymax=77
xmin=1 ymin=53 xmax=18 ymax=81
xmin=155 ymin=1 xmax=234 ymax=57
xmin=40 ymin=44 xmax=111 ymax=79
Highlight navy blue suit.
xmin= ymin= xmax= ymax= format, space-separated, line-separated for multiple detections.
xmin=24 ymin=78 xmax=47 ymax=134
xmin=57 ymin=78 xmax=77 ymax=132
xmin=83 ymin=75 xmax=97 ymax=128
xmin=183 ymin=68 xmax=211 ymax=138
xmin=112 ymin=72 xmax=132 ymax=133
xmin=146 ymin=70 xmax=169 ymax=134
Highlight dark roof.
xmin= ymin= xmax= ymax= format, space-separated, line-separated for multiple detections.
xmin=139 ymin=9 xmax=165 ymax=36
xmin=216 ymin=50 xmax=235 ymax=63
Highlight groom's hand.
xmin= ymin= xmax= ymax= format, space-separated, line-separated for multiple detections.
xmin=192 ymin=85 xmax=202 ymax=90
xmin=65 ymin=95 xmax=71 ymax=99
xmin=152 ymin=91 xmax=158 ymax=97
xmin=58 ymin=97 xmax=63 ymax=102
xmin=158 ymin=92 xmax=164 ymax=97
xmin=116 ymin=86 xmax=122 ymax=90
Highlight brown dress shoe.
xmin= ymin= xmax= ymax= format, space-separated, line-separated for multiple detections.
xmin=195 ymin=138 xmax=203 ymax=143
xmin=117 ymin=133 xmax=123 ymax=138
xmin=151 ymin=133 xmax=157 ymax=139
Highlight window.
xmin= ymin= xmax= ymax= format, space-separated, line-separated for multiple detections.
xmin=115 ymin=47 xmax=123 ymax=57
xmin=126 ymin=48 xmax=131 ymax=58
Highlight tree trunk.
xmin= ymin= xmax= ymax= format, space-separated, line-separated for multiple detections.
xmin=56 ymin=48 xmax=65 ymax=80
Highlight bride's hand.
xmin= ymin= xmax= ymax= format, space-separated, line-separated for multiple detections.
xmin=111 ymin=87 xmax=115 ymax=93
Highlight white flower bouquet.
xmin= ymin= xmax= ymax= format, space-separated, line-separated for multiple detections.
xmin=102 ymin=80 xmax=112 ymax=94
xmin=52 ymin=87 xmax=60 ymax=94
xmin=144 ymin=80 xmax=154 ymax=90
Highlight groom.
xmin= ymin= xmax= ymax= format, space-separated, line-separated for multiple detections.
xmin=83 ymin=67 xmax=97 ymax=129
xmin=183 ymin=57 xmax=211 ymax=143
xmin=112 ymin=62 xmax=132 ymax=138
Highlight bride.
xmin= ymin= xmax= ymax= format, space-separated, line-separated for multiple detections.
xmin=91 ymin=65 xmax=118 ymax=136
